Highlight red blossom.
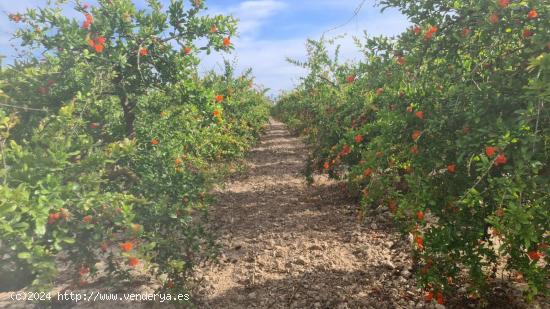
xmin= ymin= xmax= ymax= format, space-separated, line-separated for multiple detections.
xmin=436 ymin=292 xmax=444 ymax=305
xmin=415 ymin=236 xmax=424 ymax=250
xmin=127 ymin=257 xmax=139 ymax=267
xmin=447 ymin=164 xmax=457 ymax=173
xmin=498 ymin=0 xmax=509 ymax=8
xmin=411 ymin=130 xmax=422 ymax=141
xmin=485 ymin=146 xmax=496 ymax=157
xmin=120 ymin=242 xmax=133 ymax=252
xmin=223 ymin=37 xmax=231 ymax=47
xmin=363 ymin=168 xmax=373 ymax=177
xmin=495 ymin=153 xmax=507 ymax=166
xmin=527 ymin=251 xmax=541 ymax=261
xmin=79 ymin=266 xmax=89 ymax=276
xmin=9 ymin=13 xmax=22 ymax=23
xmin=527 ymin=9 xmax=538 ymax=20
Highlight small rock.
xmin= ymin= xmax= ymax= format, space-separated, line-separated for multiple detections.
xmin=435 ymin=304 xmax=446 ymax=309
xmin=371 ymin=223 xmax=378 ymax=229
xmin=308 ymin=244 xmax=323 ymax=251
xmin=401 ymin=270 xmax=411 ymax=278
xmin=314 ymin=302 xmax=321 ymax=308
xmin=295 ymin=257 xmax=307 ymax=265
xmin=248 ymin=292 xmax=257 ymax=299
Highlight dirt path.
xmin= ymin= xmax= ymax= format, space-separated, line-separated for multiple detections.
xmin=195 ymin=119 xmax=422 ymax=309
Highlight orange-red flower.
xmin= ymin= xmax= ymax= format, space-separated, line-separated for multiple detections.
xmin=346 ymin=75 xmax=355 ymax=83
xmin=527 ymin=250 xmax=541 ymax=261
xmin=139 ymin=47 xmax=148 ymax=56
xmin=223 ymin=37 xmax=231 ymax=47
xmin=184 ymin=47 xmax=192 ymax=54
xmin=415 ymin=111 xmax=424 ymax=120
xmin=388 ymin=199 xmax=397 ymax=213
xmin=396 ymin=56 xmax=405 ymax=65
xmin=151 ymin=139 xmax=159 ymax=145
xmin=411 ymin=130 xmax=422 ymax=141
xmin=90 ymin=122 xmax=100 ymax=129
xmin=489 ymin=13 xmax=499 ymax=25
xmin=498 ymin=0 xmax=509 ymax=8
xmin=424 ymin=291 xmax=433 ymax=302
xmin=79 ymin=266 xmax=90 ymax=276
xmin=417 ymin=210 xmax=424 ymax=221
xmin=447 ymin=164 xmax=457 ymax=173
xmin=48 ymin=212 xmax=61 ymax=224
xmin=323 ymin=162 xmax=330 ymax=170
xmin=9 ymin=13 xmax=22 ymax=23
xmin=523 ymin=28 xmax=533 ymax=38
xmin=424 ymin=26 xmax=438 ymax=40
xmin=83 ymin=215 xmax=93 ymax=224
xmin=462 ymin=27 xmax=471 ymax=37
xmin=363 ymin=168 xmax=373 ymax=177
xmin=94 ymin=44 xmax=104 ymax=53
xmin=495 ymin=153 xmax=507 ymax=166
xmin=215 ymin=95 xmax=224 ymax=103
xmin=213 ymin=109 xmax=221 ymax=117
xmin=436 ymin=292 xmax=444 ymax=305
xmin=340 ymin=144 xmax=351 ymax=156
xmin=410 ymin=146 xmax=419 ymax=155
xmin=120 ymin=242 xmax=133 ymax=252
xmin=127 ymin=257 xmax=139 ymax=267
xmin=354 ymin=134 xmax=363 ymax=144
xmin=485 ymin=146 xmax=496 ymax=157
xmin=527 ymin=9 xmax=538 ymax=20
xmin=415 ymin=235 xmax=424 ymax=250
xmin=175 ymin=158 xmax=183 ymax=165
xmin=82 ymin=13 xmax=93 ymax=29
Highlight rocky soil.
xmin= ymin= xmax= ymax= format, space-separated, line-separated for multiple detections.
xmin=194 ymin=119 xmax=424 ymax=309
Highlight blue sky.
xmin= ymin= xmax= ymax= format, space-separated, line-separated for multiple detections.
xmin=0 ymin=0 xmax=410 ymax=95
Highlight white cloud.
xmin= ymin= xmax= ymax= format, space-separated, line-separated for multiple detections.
xmin=201 ymin=1 xmax=410 ymax=96
xmin=217 ymin=0 xmax=287 ymax=37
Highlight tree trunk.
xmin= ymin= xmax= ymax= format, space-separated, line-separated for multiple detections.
xmin=119 ymin=92 xmax=136 ymax=138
